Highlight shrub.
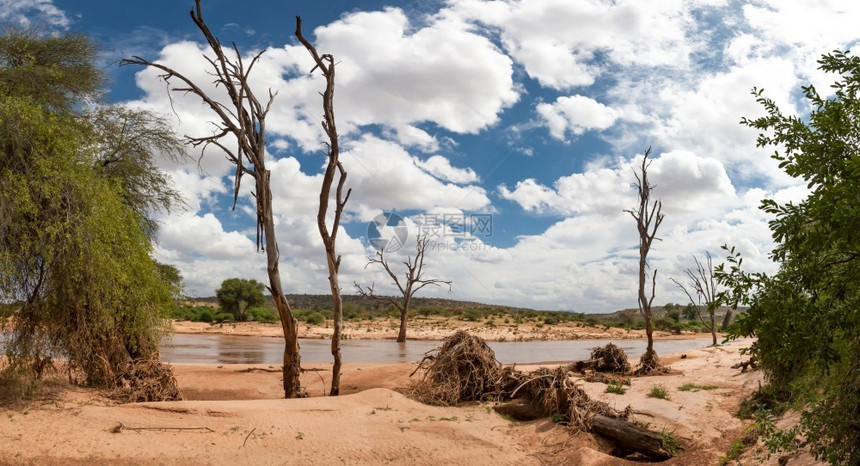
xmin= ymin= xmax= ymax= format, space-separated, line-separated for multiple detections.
xmin=605 ymin=381 xmax=626 ymax=395
xmin=248 ymin=307 xmax=278 ymax=324
xmin=214 ymin=312 xmax=234 ymax=323
xmin=647 ymin=384 xmax=670 ymax=400
xmin=305 ymin=312 xmax=325 ymax=325
xmin=194 ymin=308 xmax=214 ymax=323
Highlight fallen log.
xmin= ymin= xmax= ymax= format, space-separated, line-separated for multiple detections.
xmin=493 ymin=399 xmax=674 ymax=460
xmin=731 ymin=357 xmax=758 ymax=372
xmin=588 ymin=412 xmax=673 ymax=460
xmin=492 ymin=398 xmax=543 ymax=421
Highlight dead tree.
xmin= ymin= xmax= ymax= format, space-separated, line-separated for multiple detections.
xmin=295 ymin=17 xmax=350 ymax=396
xmin=623 ymin=148 xmax=665 ymax=373
xmin=670 ymin=252 xmax=720 ymax=345
xmin=355 ymin=234 xmax=451 ymax=342
xmin=121 ymin=0 xmax=302 ymax=398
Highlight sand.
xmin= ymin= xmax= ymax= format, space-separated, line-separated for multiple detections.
xmin=0 ymin=340 xmax=822 ymax=465
xmin=170 ymin=317 xmax=715 ymax=342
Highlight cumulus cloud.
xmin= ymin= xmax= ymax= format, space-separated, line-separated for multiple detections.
xmin=0 ymin=0 xmax=68 ymax=27
xmin=448 ymin=0 xmax=698 ymax=89
xmin=537 ymin=95 xmax=620 ymax=140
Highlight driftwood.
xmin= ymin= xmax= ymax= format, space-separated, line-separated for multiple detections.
xmin=492 ymin=398 xmax=673 ymax=460
xmin=731 ymin=357 xmax=758 ymax=372
xmin=492 ymin=398 xmax=543 ymax=421
xmin=411 ymin=332 xmax=677 ymax=461
xmin=570 ymin=343 xmax=631 ymax=374
xmin=588 ymin=413 xmax=672 ymax=460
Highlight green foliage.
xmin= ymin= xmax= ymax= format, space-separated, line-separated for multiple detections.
xmin=647 ymin=384 xmax=670 ymax=400
xmin=0 ymin=26 xmax=105 ymax=112
xmin=716 ymin=50 xmax=860 ymax=464
xmin=196 ymin=309 xmax=215 ymax=323
xmin=677 ymin=383 xmax=718 ymax=392
xmin=248 ymin=306 xmax=278 ymax=324
xmin=216 ymin=278 xmax=266 ymax=322
xmin=605 ymin=381 xmax=626 ymax=395
xmin=213 ymin=312 xmax=234 ymax=324
xmin=0 ymin=28 xmax=181 ymax=392
xmin=305 ymin=312 xmax=325 ymax=325
xmin=653 ymin=316 xmax=682 ymax=334
xmin=666 ymin=309 xmax=681 ymax=322
xmin=659 ymin=428 xmax=682 ymax=455
xmin=682 ymin=304 xmax=698 ymax=321
xmin=718 ymin=439 xmax=749 ymax=465
xmin=460 ymin=308 xmax=482 ymax=322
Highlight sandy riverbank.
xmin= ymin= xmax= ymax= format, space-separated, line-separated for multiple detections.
xmin=0 ymin=339 xmax=821 ymax=465
xmin=171 ymin=317 xmax=717 ymax=342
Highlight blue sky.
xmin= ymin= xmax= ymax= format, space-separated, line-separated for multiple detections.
xmin=5 ymin=0 xmax=859 ymax=312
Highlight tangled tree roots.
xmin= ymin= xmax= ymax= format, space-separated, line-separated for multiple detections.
xmin=408 ymin=332 xmax=630 ymax=430
xmin=407 ymin=330 xmax=512 ymax=406
xmin=571 ymin=343 xmax=631 ymax=374
xmin=633 ymin=349 xmax=669 ymax=376
xmin=112 ymin=358 xmax=181 ymax=403
xmin=512 ymin=367 xmax=631 ymax=431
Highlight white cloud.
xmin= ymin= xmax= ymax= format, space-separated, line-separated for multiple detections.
xmin=537 ymin=95 xmax=619 ymax=140
xmin=448 ymin=0 xmax=699 ymax=89
xmin=0 ymin=0 xmax=68 ymax=27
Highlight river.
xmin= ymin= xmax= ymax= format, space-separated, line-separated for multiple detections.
xmin=159 ymin=334 xmax=717 ymax=365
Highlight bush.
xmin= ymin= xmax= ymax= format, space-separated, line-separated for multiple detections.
xmin=214 ymin=312 xmax=234 ymax=323
xmin=460 ymin=308 xmax=482 ymax=322
xmin=647 ymin=384 xmax=670 ymax=400
xmin=194 ymin=308 xmax=214 ymax=323
xmin=248 ymin=307 xmax=278 ymax=323
xmin=305 ymin=312 xmax=325 ymax=325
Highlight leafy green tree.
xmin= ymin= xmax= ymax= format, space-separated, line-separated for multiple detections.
xmin=0 ymin=26 xmax=104 ymax=112
xmin=216 ymin=278 xmax=266 ymax=322
xmin=0 ymin=27 xmax=183 ymax=398
xmin=717 ymin=50 xmax=860 ymax=464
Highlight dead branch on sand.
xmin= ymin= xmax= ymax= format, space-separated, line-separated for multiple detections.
xmin=110 ymin=422 xmax=213 ymax=433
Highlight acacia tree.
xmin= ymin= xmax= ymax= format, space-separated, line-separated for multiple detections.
xmin=216 ymin=278 xmax=266 ymax=322
xmin=623 ymin=148 xmax=665 ymax=373
xmin=1 ymin=28 xmax=181 ymax=397
xmin=355 ymin=234 xmax=452 ymax=342
xmin=295 ymin=17 xmax=351 ymax=396
xmin=121 ymin=0 xmax=303 ymax=398
xmin=670 ymin=252 xmax=719 ymax=345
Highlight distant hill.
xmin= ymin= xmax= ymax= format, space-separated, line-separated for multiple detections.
xmin=185 ymin=293 xmax=743 ymax=321
xmin=185 ymin=294 xmax=541 ymax=314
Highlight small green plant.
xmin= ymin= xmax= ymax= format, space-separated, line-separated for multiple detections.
xmin=678 ymin=383 xmax=719 ymax=392
xmin=551 ymin=412 xmax=566 ymax=423
xmin=605 ymin=381 xmax=627 ymax=395
xmin=750 ymin=405 xmax=798 ymax=460
xmin=647 ymin=384 xmax=670 ymax=400
xmin=718 ymin=439 xmax=748 ymax=465
xmin=659 ymin=428 xmax=682 ymax=455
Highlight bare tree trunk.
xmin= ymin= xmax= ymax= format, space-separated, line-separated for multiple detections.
xmin=295 ymin=17 xmax=350 ymax=397
xmin=625 ymin=148 xmax=664 ymax=373
xmin=710 ymin=309 xmax=718 ymax=345
xmin=397 ymin=295 xmax=411 ymax=343
xmin=120 ymin=1 xmax=303 ymax=398
xmin=721 ymin=309 xmax=733 ymax=332
xmin=259 ymin=175 xmax=301 ymax=397
xmin=639 ymin=255 xmax=654 ymax=354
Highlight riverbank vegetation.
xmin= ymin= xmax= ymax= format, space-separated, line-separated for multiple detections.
xmin=169 ymin=295 xmax=731 ymax=335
